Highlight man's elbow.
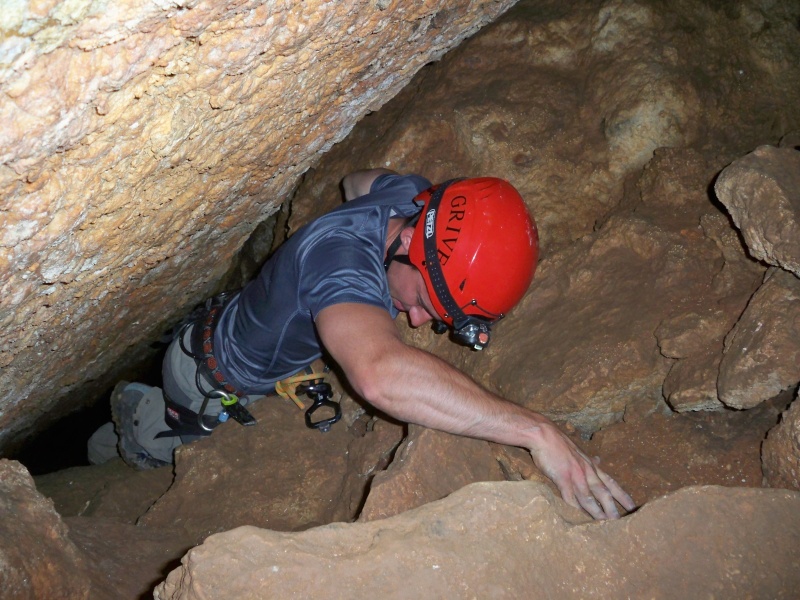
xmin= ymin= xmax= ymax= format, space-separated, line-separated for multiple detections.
xmin=341 ymin=174 xmax=360 ymax=201
xmin=349 ymin=370 xmax=392 ymax=413
xmin=344 ymin=355 xmax=398 ymax=414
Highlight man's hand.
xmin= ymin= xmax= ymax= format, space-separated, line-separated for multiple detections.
xmin=527 ymin=421 xmax=636 ymax=519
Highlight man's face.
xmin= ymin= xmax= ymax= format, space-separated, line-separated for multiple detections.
xmin=387 ymin=261 xmax=439 ymax=327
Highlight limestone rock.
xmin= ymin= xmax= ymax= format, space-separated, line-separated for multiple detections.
xmin=64 ymin=517 xmax=196 ymax=600
xmin=34 ymin=458 xmax=174 ymax=522
xmin=763 ymin=390 xmax=800 ymax=491
xmin=715 ymin=145 xmax=800 ymax=277
xmin=0 ymin=460 xmax=90 ymax=600
xmin=661 ymin=348 xmax=724 ymax=412
xmin=333 ymin=415 xmax=407 ymax=519
xmin=154 ymin=482 xmax=800 ymax=599
xmin=1 ymin=458 xmax=194 ymax=600
xmin=584 ymin=397 xmax=788 ymax=504
xmin=0 ymin=0 xmax=517 ymax=455
xmin=718 ymin=268 xmax=800 ymax=409
xmin=359 ymin=425 xmax=505 ymax=521
xmin=589 ymin=2 xmax=702 ymax=176
xmin=646 ymin=151 xmax=764 ymax=412
xmin=462 ymin=207 xmax=741 ymax=433
xmin=138 ymin=398 xmax=358 ymax=542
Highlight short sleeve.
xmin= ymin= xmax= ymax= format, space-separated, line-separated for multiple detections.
xmin=300 ymin=234 xmax=393 ymax=319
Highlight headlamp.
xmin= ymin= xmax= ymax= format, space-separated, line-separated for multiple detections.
xmin=432 ymin=316 xmax=493 ymax=351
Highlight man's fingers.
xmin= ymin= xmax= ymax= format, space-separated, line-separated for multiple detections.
xmin=577 ymin=493 xmax=607 ymax=520
xmin=553 ymin=464 xmax=623 ymax=520
xmin=528 ymin=424 xmax=635 ymax=520
xmin=558 ymin=486 xmax=583 ymax=513
xmin=556 ymin=474 xmax=605 ymax=519
xmin=579 ymin=469 xmax=620 ymax=520
xmin=572 ymin=474 xmax=610 ymax=520
xmin=595 ymin=468 xmax=636 ymax=512
xmin=589 ymin=483 xmax=620 ymax=519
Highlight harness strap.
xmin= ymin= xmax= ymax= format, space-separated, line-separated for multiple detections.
xmin=155 ymin=394 xmax=217 ymax=438
xmin=190 ymin=294 xmax=244 ymax=397
xmin=167 ymin=294 xmax=336 ymax=435
xmin=159 ymin=292 xmax=250 ymax=438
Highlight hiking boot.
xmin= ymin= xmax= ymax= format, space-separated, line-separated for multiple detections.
xmin=110 ymin=381 xmax=169 ymax=470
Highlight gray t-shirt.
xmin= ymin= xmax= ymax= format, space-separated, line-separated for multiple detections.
xmin=214 ymin=173 xmax=431 ymax=394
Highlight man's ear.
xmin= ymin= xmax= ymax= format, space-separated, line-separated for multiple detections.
xmin=399 ymin=226 xmax=415 ymax=252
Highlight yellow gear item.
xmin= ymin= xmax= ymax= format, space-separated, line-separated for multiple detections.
xmin=275 ymin=372 xmax=327 ymax=410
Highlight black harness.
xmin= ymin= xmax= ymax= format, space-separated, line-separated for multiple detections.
xmin=156 ymin=293 xmax=256 ymax=439
xmin=158 ymin=292 xmax=340 ymax=437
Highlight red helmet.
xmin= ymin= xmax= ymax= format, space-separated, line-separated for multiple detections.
xmin=407 ymin=177 xmax=538 ymax=339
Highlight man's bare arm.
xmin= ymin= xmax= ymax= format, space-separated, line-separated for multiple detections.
xmin=316 ymin=302 xmax=636 ymax=520
xmin=341 ymin=169 xmax=396 ymax=201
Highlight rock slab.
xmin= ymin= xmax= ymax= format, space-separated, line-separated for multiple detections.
xmin=715 ymin=145 xmax=800 ymax=277
xmin=155 ymin=482 xmax=800 ymax=599
xmin=138 ymin=398 xmax=357 ymax=542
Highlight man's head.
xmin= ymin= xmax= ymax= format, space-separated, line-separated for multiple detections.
xmin=388 ymin=177 xmax=539 ymax=349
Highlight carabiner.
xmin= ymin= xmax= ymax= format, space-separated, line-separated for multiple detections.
xmin=303 ymin=382 xmax=341 ymax=433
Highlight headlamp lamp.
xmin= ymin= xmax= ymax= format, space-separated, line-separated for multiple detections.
xmin=432 ymin=316 xmax=494 ymax=351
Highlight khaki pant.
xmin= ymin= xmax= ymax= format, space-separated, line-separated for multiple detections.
xmin=87 ymin=326 xmax=257 ymax=465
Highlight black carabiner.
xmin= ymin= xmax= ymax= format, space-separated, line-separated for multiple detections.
xmin=302 ymin=382 xmax=341 ymax=433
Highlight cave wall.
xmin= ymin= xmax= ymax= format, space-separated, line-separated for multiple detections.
xmin=288 ymin=0 xmax=800 ymax=433
xmin=0 ymin=0 xmax=518 ymax=454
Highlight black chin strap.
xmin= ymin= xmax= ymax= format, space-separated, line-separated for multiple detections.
xmin=419 ymin=180 xmax=471 ymax=328
xmin=383 ymin=232 xmax=406 ymax=271
xmin=384 ymin=212 xmax=421 ymax=271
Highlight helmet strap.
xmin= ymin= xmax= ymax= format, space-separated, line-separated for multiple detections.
xmin=384 ymin=211 xmax=422 ymax=272
xmin=383 ymin=232 xmax=405 ymax=272
xmin=423 ymin=185 xmax=497 ymax=350
xmin=421 ymin=179 xmax=472 ymax=329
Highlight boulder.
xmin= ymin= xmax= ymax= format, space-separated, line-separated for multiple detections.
xmin=715 ymin=145 xmax=800 ymax=277
xmin=718 ymin=268 xmax=800 ymax=409
xmin=0 ymin=460 xmax=90 ymax=600
xmin=763 ymin=390 xmax=800 ymax=491
xmin=359 ymin=426 xmax=505 ymax=521
xmin=154 ymin=482 xmax=800 ymax=599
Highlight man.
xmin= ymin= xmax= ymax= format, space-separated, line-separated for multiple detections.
xmin=89 ymin=169 xmax=635 ymax=520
